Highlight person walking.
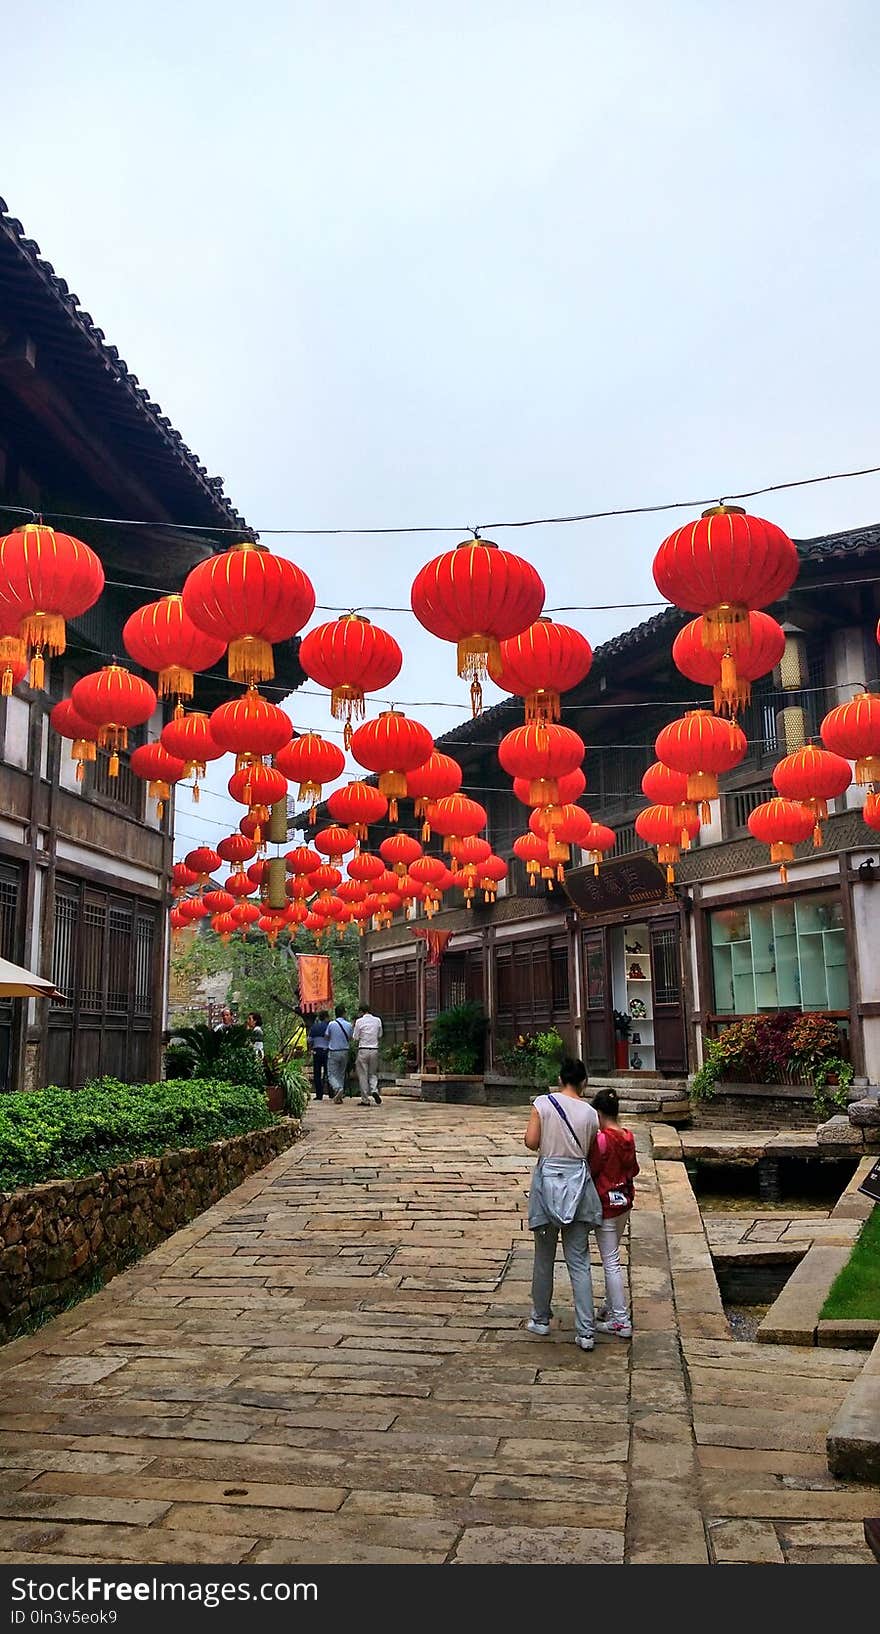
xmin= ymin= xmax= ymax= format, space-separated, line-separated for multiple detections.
xmin=352 ymin=1003 xmax=383 ymax=1106
xmin=308 ymin=1010 xmax=330 ymax=1100
xmin=327 ymin=1006 xmax=354 ymax=1103
xmin=589 ymin=1088 xmax=639 ymax=1339
xmin=213 ymin=1007 xmax=234 ymax=1033
xmin=523 ymin=1057 xmax=603 ymax=1351
xmin=246 ymin=1011 xmax=264 ymax=1059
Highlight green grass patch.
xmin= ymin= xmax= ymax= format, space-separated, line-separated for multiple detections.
xmin=0 ymin=1077 xmax=275 ymax=1192
xmin=820 ymin=1206 xmax=880 ymax=1321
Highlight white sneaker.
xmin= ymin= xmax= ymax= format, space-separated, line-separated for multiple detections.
xmin=574 ymin=1335 xmax=595 ymax=1351
xmin=527 ymin=1318 xmax=551 ymax=1336
xmin=596 ymin=1318 xmax=633 ymax=1338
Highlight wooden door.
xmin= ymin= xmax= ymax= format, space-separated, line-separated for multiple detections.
xmin=649 ymin=916 xmax=688 ymax=1074
xmin=582 ymin=927 xmax=613 ymax=1071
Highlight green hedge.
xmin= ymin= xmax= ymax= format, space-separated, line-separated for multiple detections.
xmin=0 ymin=1077 xmax=276 ymax=1191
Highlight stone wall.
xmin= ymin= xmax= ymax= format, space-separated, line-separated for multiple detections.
xmin=690 ymin=1085 xmax=820 ymax=1131
xmin=0 ymin=1119 xmax=301 ymax=1342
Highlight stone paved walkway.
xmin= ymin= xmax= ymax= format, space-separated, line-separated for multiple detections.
xmin=0 ymin=1102 xmax=877 ymax=1565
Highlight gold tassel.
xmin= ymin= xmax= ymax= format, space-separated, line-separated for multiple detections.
xmin=76 ymin=760 xmax=84 ymax=782
xmin=1 ymin=667 xmax=12 ymax=697
xmin=388 ymin=797 xmax=398 ymax=822
xmin=813 ymin=822 xmax=822 ymax=847
xmin=109 ymin=752 xmax=120 ymax=778
xmin=594 ymin=861 xmax=600 ymax=877
xmin=228 ymin=635 xmax=274 ymax=684
xmin=29 ymin=651 xmax=45 ymax=689
xmin=192 ymin=782 xmax=200 ymax=804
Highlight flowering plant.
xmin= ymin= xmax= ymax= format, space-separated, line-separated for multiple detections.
xmin=691 ymin=1011 xmax=849 ymax=1100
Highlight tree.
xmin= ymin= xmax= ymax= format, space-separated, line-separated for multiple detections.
xmin=170 ymin=926 xmax=362 ymax=1056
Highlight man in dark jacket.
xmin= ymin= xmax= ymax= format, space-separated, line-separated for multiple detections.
xmin=308 ymin=1011 xmax=330 ymax=1100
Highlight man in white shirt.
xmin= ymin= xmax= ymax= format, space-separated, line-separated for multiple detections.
xmin=352 ymin=1004 xmax=383 ymax=1107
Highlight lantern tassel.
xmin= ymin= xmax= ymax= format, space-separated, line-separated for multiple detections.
xmin=76 ymin=760 xmax=85 ymax=783
xmin=192 ymin=782 xmax=200 ymax=804
xmin=388 ymin=797 xmax=399 ymax=822
xmin=470 ymin=678 xmax=483 ymax=715
xmin=20 ymin=612 xmax=66 ymax=657
xmin=1 ymin=667 xmax=12 ymax=698
xmin=228 ymin=636 xmax=274 ymax=685
xmin=29 ymin=651 xmax=45 ymax=690
xmin=594 ymin=861 xmax=600 ymax=877
xmin=109 ymin=752 xmax=120 ymax=778
xmin=813 ymin=822 xmax=822 ymax=847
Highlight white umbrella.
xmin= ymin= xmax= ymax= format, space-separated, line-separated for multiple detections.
xmin=0 ymin=956 xmax=59 ymax=999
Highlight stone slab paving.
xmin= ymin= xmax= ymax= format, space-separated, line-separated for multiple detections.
xmin=0 ymin=1101 xmax=877 ymax=1565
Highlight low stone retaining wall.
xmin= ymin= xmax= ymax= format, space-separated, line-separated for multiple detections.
xmin=757 ymin=1157 xmax=877 ymax=1347
xmin=828 ymin=1331 xmax=880 ymax=1482
xmin=0 ymin=1118 xmax=301 ymax=1342
xmin=691 ymin=1084 xmax=822 ymax=1130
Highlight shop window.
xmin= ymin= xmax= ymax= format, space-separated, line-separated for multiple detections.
xmin=710 ymin=892 xmax=849 ymax=1016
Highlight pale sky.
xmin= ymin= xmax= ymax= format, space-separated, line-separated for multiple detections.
xmin=5 ymin=1 xmax=880 ymax=853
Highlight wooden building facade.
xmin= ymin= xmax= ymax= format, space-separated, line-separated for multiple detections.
xmin=0 ymin=202 xmax=302 ymax=1091
xmin=362 ymin=522 xmax=880 ymax=1085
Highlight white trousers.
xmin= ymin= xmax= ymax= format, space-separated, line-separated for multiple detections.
xmin=595 ymin=1211 xmax=629 ymax=1321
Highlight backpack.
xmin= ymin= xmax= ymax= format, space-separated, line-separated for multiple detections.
xmin=591 ymin=1125 xmax=639 ymax=1218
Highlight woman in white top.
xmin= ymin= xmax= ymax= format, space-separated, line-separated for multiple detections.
xmin=524 ymin=1057 xmax=601 ymax=1351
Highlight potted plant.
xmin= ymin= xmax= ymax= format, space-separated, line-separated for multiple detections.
xmin=613 ymin=1010 xmax=632 ymax=1070
xmin=422 ymin=1002 xmax=487 ymax=1101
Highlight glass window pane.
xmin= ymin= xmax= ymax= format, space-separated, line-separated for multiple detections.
xmin=709 ymin=889 xmax=848 ymax=1016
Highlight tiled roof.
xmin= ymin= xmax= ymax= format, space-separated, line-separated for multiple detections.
xmin=0 ymin=200 xmax=252 ymax=536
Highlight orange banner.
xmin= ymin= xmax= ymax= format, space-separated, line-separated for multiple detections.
xmin=297 ymin=954 xmax=334 ymax=1013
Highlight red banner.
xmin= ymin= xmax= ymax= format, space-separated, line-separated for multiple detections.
xmin=412 ymin=928 xmax=452 ymax=966
xmin=297 ymin=954 xmax=334 ymax=1012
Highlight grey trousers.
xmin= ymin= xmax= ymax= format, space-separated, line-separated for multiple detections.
xmin=327 ymin=1050 xmax=348 ymax=1094
xmin=355 ymin=1048 xmax=380 ymax=1102
xmin=530 ymin=1222 xmax=595 ymax=1338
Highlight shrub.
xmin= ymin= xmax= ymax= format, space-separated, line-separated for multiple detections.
xmin=427 ymin=1003 xmax=487 ymax=1074
xmin=690 ymin=1012 xmax=850 ymax=1101
xmin=164 ymin=1023 xmax=266 ymax=1091
xmin=497 ymin=1028 xmax=566 ymax=1087
xmin=0 ymin=1077 xmax=276 ymax=1191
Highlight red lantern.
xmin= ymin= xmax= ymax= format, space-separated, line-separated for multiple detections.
xmin=379 ymin=833 xmax=424 ymax=877
xmin=641 ymin=762 xmax=696 ymax=846
xmin=170 ymin=861 xmax=198 ymax=897
xmin=311 ymin=864 xmax=342 ymax=893
xmin=184 ymin=846 xmax=220 ymax=883
xmin=123 ymin=594 xmax=226 ymax=713
xmin=635 ymin=805 xmax=700 ymax=884
xmin=864 ymin=791 xmax=880 ymax=832
xmin=748 ymin=797 xmax=815 ymax=882
xmin=672 ymin=611 xmax=786 ymax=716
xmin=653 ymin=506 xmax=798 ymax=652
xmin=406 ymin=750 xmax=464 ymax=837
xmin=655 ymin=711 xmax=747 ymax=820
xmin=209 ymin=687 xmax=292 ymax=767
xmin=411 ymin=538 xmax=545 ymax=713
xmin=409 ymin=855 xmax=447 ymax=917
xmin=350 ymin=709 xmax=434 ymax=821
xmin=347 ymin=851 xmax=385 ymax=884
xmin=513 ymin=831 xmax=550 ymax=886
xmin=224 ymin=870 xmax=254 ymax=899
xmin=478 ymin=854 xmax=508 ymax=902
xmin=582 ymin=821 xmax=617 ymax=875
xmin=298 ymin=614 xmax=403 ymax=746
xmin=314 ymin=825 xmax=358 ymax=866
xmin=286 ymin=874 xmax=313 ymax=901
xmin=50 ymin=698 xmax=98 ymax=782
xmin=217 ymin=833 xmax=258 ymax=865
xmin=498 ymin=722 xmax=585 ymax=806
xmin=129 ymin=741 xmax=186 ymax=819
xmin=169 ymin=905 xmax=187 ymax=936
xmin=275 ymin=732 xmax=346 ymax=812
xmin=211 ymin=910 xmax=237 ymax=943
xmin=230 ymin=900 xmax=261 ymax=926
xmin=72 ymin=665 xmax=157 ymax=777
xmin=227 ymin=763 xmax=287 ymax=808
xmin=327 ymin=780 xmax=388 ymax=839
xmin=177 ymin=895 xmax=208 ymax=923
xmin=337 ymin=879 xmax=368 ymax=905
xmin=448 ymin=835 xmax=492 ymax=871
xmin=821 ymin=693 xmax=880 ymax=785
xmin=513 ymin=767 xmax=586 ymax=808
xmin=528 ymin=803 xmax=593 ymax=877
xmin=285 ymin=844 xmax=321 ymax=876
xmin=772 ymin=745 xmax=852 ymax=844
xmin=424 ymin=793 xmax=487 ymax=857
xmin=240 ymin=809 xmax=271 ymax=846
xmin=247 ymin=860 xmax=269 ymax=890
xmin=0 ymin=522 xmax=104 ymax=688
xmin=490 ymin=617 xmax=593 ymax=722
xmin=160 ymin=711 xmax=224 ymax=801
xmin=182 ymin=540 xmax=315 ymax=685
xmin=203 ymin=889 xmax=236 ymax=915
